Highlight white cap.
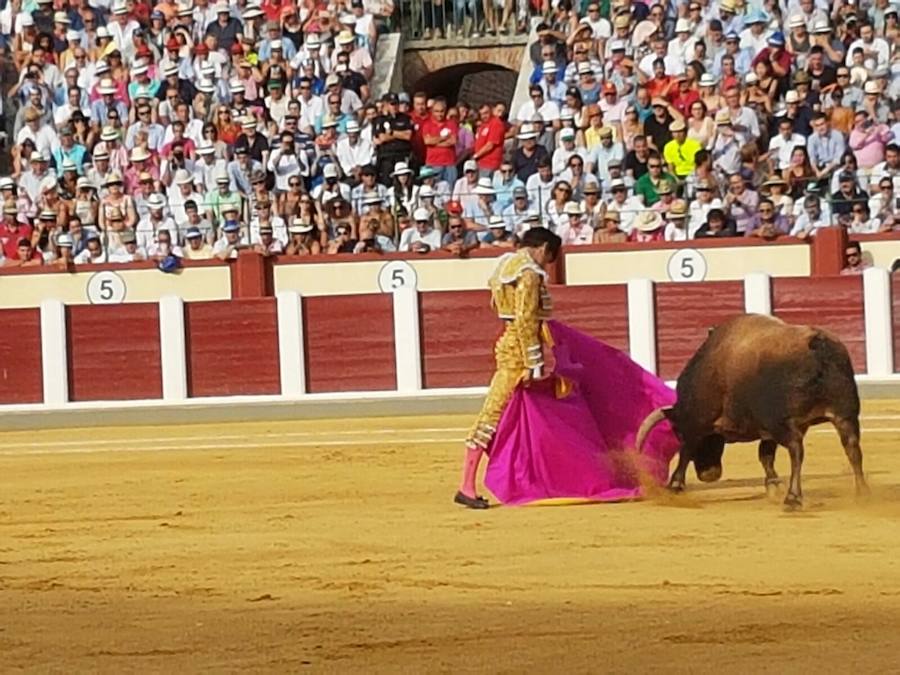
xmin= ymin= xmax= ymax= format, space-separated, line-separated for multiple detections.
xmin=788 ymin=14 xmax=806 ymax=28
xmin=542 ymin=60 xmax=558 ymax=74
xmin=323 ymin=163 xmax=339 ymax=178
xmin=174 ymin=168 xmax=193 ymax=184
xmin=197 ymin=142 xmax=215 ymax=155
xmin=675 ymin=18 xmax=690 ymax=32
xmin=785 ymin=89 xmax=800 ymax=103
xmin=419 ymin=185 xmax=435 ymax=198
xmin=413 ymin=207 xmax=431 ymax=221
xmin=346 ymin=120 xmax=360 ymax=133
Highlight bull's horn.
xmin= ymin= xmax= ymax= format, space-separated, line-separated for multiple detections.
xmin=635 ymin=406 xmax=672 ymax=452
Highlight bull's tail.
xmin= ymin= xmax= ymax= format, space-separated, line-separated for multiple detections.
xmin=635 ymin=406 xmax=672 ymax=452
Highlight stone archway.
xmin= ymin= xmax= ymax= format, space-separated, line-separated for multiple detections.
xmin=401 ymin=42 xmax=525 ymax=105
xmin=413 ymin=63 xmax=517 ymax=107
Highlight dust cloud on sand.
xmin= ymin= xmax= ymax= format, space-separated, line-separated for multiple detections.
xmin=1 ymin=404 xmax=899 ymax=672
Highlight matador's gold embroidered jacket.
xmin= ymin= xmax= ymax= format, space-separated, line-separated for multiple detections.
xmin=489 ymin=249 xmax=553 ymax=370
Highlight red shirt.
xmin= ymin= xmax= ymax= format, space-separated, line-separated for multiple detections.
xmin=411 ymin=111 xmax=430 ymax=163
xmin=475 ymin=116 xmax=506 ymax=171
xmin=752 ymin=48 xmax=792 ymax=76
xmin=0 ymin=222 xmax=33 ymax=260
xmin=420 ymin=117 xmax=458 ymax=167
xmin=670 ymin=88 xmax=700 ymax=117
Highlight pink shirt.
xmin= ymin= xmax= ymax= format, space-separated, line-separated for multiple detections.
xmin=849 ymin=124 xmax=893 ymax=168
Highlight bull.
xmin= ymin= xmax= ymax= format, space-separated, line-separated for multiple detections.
xmin=636 ymin=314 xmax=868 ymax=508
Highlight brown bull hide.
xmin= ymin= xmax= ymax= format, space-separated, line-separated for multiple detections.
xmin=637 ymin=314 xmax=868 ymax=508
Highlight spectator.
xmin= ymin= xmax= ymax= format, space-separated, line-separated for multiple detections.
xmin=182 ymin=227 xmax=215 ymax=260
xmin=442 ymin=215 xmax=479 ymax=256
xmin=841 ymin=241 xmax=872 ymax=274
xmin=594 ymin=211 xmax=627 ymax=243
xmin=557 ymin=202 xmax=593 ymax=245
xmin=399 ymin=208 xmax=441 ymax=253
xmin=482 ymin=215 xmax=515 ymax=248
xmin=790 ymin=195 xmax=831 ymax=238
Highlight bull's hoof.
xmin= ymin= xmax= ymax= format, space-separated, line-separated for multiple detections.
xmin=856 ymin=481 xmax=871 ymax=498
xmin=697 ymin=466 xmax=722 ymax=483
xmin=765 ymin=479 xmax=782 ymax=499
xmin=667 ymin=479 xmax=685 ymax=493
xmin=783 ymin=493 xmax=803 ymax=511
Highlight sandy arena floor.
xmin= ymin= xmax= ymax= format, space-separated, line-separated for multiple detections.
xmin=1 ymin=402 xmax=900 ymax=673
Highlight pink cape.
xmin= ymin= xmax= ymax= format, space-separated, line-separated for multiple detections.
xmin=484 ymin=320 xmax=680 ymax=505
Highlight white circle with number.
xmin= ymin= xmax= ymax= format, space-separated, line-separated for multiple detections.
xmin=666 ymin=248 xmax=708 ymax=282
xmin=86 ymin=270 xmax=127 ymax=304
xmin=378 ymin=260 xmax=418 ymax=293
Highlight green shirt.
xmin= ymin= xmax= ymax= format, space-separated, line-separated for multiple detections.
xmin=634 ymin=171 xmax=677 ymax=206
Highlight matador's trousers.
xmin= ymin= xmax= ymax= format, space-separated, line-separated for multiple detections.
xmin=465 ymin=323 xmax=531 ymax=451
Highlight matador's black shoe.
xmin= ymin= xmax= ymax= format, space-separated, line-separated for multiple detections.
xmin=454 ymin=491 xmax=490 ymax=509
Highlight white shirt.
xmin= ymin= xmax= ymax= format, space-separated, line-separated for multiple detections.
xmin=664 ymin=221 xmax=690 ymax=241
xmin=768 ymin=133 xmax=807 ymax=171
xmin=250 ymin=216 xmax=287 ymax=246
xmin=336 ymin=136 xmax=374 ymax=176
xmin=399 ymin=227 xmax=442 ymax=251
xmin=688 ymin=198 xmax=723 ymax=238
xmin=516 ymin=100 xmax=561 ymax=124
xmin=135 ymin=215 xmax=177 ymax=251
xmin=556 ymin=220 xmax=593 ymax=245
xmin=639 ymin=52 xmax=684 ymax=78
xmin=845 ymin=37 xmax=890 ymax=70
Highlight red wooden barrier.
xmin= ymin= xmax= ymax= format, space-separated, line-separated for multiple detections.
xmin=772 ymin=276 xmax=866 ymax=373
xmin=185 ymin=298 xmax=280 ymax=396
xmin=891 ymin=275 xmax=900 ymax=373
xmin=0 ymin=308 xmax=43 ymax=404
xmin=553 ymin=284 xmax=629 ymax=352
xmin=303 ymin=294 xmax=396 ymax=392
xmin=655 ymin=281 xmax=745 ymax=380
xmin=419 ymin=290 xmax=496 ymax=388
xmin=66 ymin=303 xmax=162 ymax=401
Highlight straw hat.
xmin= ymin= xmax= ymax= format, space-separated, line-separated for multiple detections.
xmin=668 ymin=200 xmax=688 ymax=219
xmin=634 ymin=211 xmax=663 ymax=232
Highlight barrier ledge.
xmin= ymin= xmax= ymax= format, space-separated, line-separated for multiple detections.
xmin=0 ymin=257 xmax=227 ymax=277
xmin=0 ymin=387 xmax=488 ymax=432
xmin=272 ymin=247 xmax=565 ymax=285
xmin=562 ymin=236 xmax=813 ymax=285
xmin=1 ymin=376 xmax=898 ymax=433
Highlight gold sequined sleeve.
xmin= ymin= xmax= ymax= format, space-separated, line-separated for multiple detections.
xmin=515 ymin=269 xmax=544 ymax=370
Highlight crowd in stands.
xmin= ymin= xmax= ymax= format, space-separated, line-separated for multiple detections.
xmin=0 ymin=0 xmax=898 ymax=271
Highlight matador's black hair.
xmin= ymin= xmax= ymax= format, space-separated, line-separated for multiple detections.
xmin=519 ymin=227 xmax=562 ymax=261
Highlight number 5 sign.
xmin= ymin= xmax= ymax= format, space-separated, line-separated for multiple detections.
xmin=86 ymin=270 xmax=127 ymax=304
xmin=666 ymin=248 xmax=708 ymax=283
xmin=378 ymin=260 xmax=418 ymax=293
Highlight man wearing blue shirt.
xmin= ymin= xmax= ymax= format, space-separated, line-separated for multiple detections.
xmin=807 ymin=113 xmax=847 ymax=179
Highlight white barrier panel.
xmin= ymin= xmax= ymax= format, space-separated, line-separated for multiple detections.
xmin=393 ymin=286 xmax=423 ymax=392
xmin=627 ymin=278 xmax=657 ymax=375
xmin=863 ymin=267 xmax=894 ymax=377
xmin=39 ymin=299 xmax=68 ymax=405
xmin=276 ymin=290 xmax=307 ymax=396
xmin=743 ymin=272 xmax=772 ymax=315
xmin=159 ymin=295 xmax=188 ymax=401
